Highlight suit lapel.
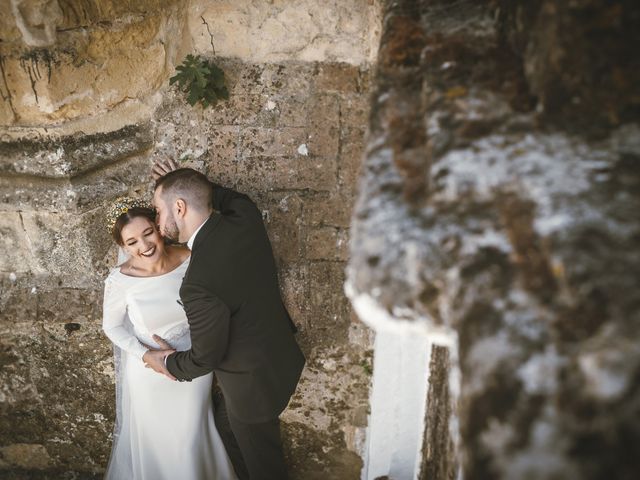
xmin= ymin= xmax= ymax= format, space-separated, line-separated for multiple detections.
xmin=183 ymin=212 xmax=222 ymax=283
xmin=191 ymin=212 xmax=222 ymax=252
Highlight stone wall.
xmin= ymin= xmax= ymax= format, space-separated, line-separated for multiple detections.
xmin=348 ymin=0 xmax=640 ymax=479
xmin=0 ymin=0 xmax=188 ymax=128
xmin=0 ymin=1 xmax=382 ymax=478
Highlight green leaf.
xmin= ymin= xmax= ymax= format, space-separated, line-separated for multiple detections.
xmin=203 ymin=89 xmax=218 ymax=105
xmin=171 ymin=55 xmax=229 ymax=109
xmin=207 ymin=64 xmax=225 ymax=88
xmin=186 ymin=88 xmax=200 ymax=106
xmin=191 ymin=82 xmax=204 ymax=97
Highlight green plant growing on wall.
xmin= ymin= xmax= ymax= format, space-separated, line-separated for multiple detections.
xmin=170 ymin=54 xmax=229 ymax=108
xmin=360 ymin=350 xmax=374 ymax=376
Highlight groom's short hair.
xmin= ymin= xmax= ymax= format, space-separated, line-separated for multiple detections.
xmin=154 ymin=168 xmax=213 ymax=212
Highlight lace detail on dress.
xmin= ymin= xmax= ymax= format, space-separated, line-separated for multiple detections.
xmin=164 ymin=323 xmax=191 ymax=343
xmin=133 ymin=323 xmax=191 ymax=352
xmin=165 ymin=323 xmax=192 ymax=352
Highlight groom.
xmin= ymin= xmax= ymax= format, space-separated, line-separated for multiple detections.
xmin=145 ymin=164 xmax=305 ymax=479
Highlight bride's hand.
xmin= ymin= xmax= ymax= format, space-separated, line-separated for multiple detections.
xmin=151 ymin=158 xmax=178 ymax=180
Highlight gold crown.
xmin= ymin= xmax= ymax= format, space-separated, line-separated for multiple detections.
xmin=106 ymin=196 xmax=153 ymax=233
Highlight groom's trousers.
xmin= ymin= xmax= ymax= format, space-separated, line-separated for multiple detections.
xmin=227 ymin=411 xmax=288 ymax=480
xmin=214 ymin=388 xmax=288 ymax=479
xmin=213 ymin=389 xmax=250 ymax=480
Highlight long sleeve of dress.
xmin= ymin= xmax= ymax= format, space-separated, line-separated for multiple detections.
xmin=102 ymin=275 xmax=148 ymax=360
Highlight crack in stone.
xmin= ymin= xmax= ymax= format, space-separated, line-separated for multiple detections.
xmin=0 ymin=55 xmax=17 ymax=118
xmin=17 ymin=211 xmax=37 ymax=269
xmin=200 ymin=16 xmax=217 ymax=57
xmin=336 ymin=95 xmax=344 ymax=188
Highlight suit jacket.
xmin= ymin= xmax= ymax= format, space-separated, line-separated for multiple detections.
xmin=166 ymin=184 xmax=305 ymax=424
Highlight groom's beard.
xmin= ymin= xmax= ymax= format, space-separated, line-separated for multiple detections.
xmin=162 ymin=216 xmax=181 ymax=243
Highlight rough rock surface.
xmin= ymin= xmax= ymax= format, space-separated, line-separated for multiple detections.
xmin=0 ymin=0 xmax=188 ymax=127
xmin=347 ymin=0 xmax=640 ymax=479
xmin=0 ymin=0 xmax=381 ymax=128
xmin=192 ymin=0 xmax=382 ymax=65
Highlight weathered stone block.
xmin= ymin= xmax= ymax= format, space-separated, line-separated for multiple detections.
xmin=0 ymin=319 xmax=117 ymax=473
xmin=194 ymin=0 xmax=381 ymax=65
xmin=205 ymin=126 xmax=240 ymax=162
xmin=0 ymin=282 xmax=38 ymax=325
xmin=0 ymin=443 xmax=52 ymax=470
xmin=315 ymin=63 xmax=361 ymax=93
xmin=306 ymin=226 xmax=349 ymax=261
xmin=307 ymin=95 xmax=340 ymax=159
xmin=259 ymin=192 xmax=304 ymax=264
xmin=340 ymin=94 xmax=370 ymax=130
xmin=154 ymin=101 xmax=216 ymax=168
xmin=153 ymin=117 xmax=240 ymax=189
xmin=236 ymin=154 xmax=337 ymax=192
xmin=18 ymin=212 xmax=81 ymax=276
xmin=193 ymin=92 xmax=264 ymax=127
xmin=70 ymin=158 xmax=151 ymax=213
xmin=204 ymin=129 xmax=240 ymax=188
xmin=10 ymin=0 xmax=177 ymax=34
xmin=264 ymin=90 xmax=342 ymax=130
xmin=1 ymin=13 xmax=172 ymax=126
xmin=17 ymin=210 xmax=113 ymax=283
xmin=0 ymin=96 xmax=15 ymax=126
xmin=227 ymin=61 xmax=315 ymax=96
xmin=339 ymin=127 xmax=366 ymax=195
xmin=0 ymin=10 xmax=20 ymax=45
xmin=268 ymin=94 xmax=309 ymax=128
xmin=36 ymin=288 xmax=101 ymax=325
xmin=239 ymin=126 xmax=307 ymax=158
xmin=421 ymin=345 xmax=456 ymax=480
xmin=0 ymin=177 xmax=72 ymax=213
xmin=0 ymin=212 xmax=37 ymax=273
xmin=0 ymin=124 xmax=153 ymax=178
xmin=308 ymin=261 xmax=351 ymax=344
xmin=303 ymin=191 xmax=354 ymax=228
xmin=0 ymin=156 xmax=150 ymax=215
xmin=282 ymin=420 xmax=363 ymax=480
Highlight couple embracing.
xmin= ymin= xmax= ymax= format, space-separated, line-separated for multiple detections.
xmin=102 ymin=161 xmax=305 ymax=480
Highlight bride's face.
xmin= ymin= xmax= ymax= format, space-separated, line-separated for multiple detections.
xmin=120 ymin=216 xmax=165 ymax=263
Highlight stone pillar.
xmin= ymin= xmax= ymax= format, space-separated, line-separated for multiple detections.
xmin=348 ymin=285 xmax=459 ymax=480
xmin=347 ymin=0 xmax=640 ymax=479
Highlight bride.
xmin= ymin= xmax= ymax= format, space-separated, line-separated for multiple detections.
xmin=102 ymin=197 xmax=237 ymax=480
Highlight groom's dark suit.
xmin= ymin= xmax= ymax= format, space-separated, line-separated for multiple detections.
xmin=165 ymin=184 xmax=305 ymax=479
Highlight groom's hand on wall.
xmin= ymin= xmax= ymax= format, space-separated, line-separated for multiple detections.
xmin=151 ymin=158 xmax=178 ymax=180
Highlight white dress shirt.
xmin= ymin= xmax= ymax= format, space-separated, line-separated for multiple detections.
xmin=187 ymin=218 xmax=208 ymax=250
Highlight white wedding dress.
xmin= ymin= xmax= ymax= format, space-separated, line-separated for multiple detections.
xmin=102 ymin=257 xmax=237 ymax=480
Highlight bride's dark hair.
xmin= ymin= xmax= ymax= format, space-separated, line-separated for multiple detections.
xmin=112 ymin=207 xmax=157 ymax=246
